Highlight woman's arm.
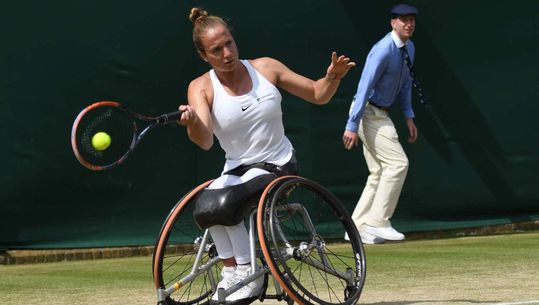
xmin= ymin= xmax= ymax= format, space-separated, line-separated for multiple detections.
xmin=179 ymin=75 xmax=214 ymax=150
xmin=251 ymin=52 xmax=355 ymax=105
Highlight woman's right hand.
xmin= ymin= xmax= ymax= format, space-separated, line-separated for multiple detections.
xmin=178 ymin=104 xmax=198 ymax=126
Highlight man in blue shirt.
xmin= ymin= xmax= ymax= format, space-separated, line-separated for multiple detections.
xmin=343 ymin=4 xmax=419 ymax=244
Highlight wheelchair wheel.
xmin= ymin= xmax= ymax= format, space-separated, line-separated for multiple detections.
xmin=257 ymin=176 xmax=366 ymax=305
xmin=153 ymin=180 xmax=220 ymax=305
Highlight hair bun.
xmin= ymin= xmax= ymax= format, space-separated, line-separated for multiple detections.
xmin=189 ymin=7 xmax=209 ymax=25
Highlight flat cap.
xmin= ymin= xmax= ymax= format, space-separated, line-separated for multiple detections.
xmin=390 ymin=4 xmax=418 ymax=18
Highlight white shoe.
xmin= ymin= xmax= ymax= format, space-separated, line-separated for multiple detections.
xmin=211 ymin=266 xmax=237 ymax=302
xmin=359 ymin=231 xmax=385 ymax=244
xmin=345 ymin=231 xmax=384 ymax=244
xmin=363 ymin=225 xmax=405 ymax=241
xmin=227 ymin=264 xmax=263 ymax=303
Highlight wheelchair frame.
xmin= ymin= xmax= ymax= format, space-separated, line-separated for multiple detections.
xmin=152 ymin=175 xmax=366 ymax=305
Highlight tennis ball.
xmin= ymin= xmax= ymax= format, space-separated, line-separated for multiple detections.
xmin=92 ymin=132 xmax=111 ymax=151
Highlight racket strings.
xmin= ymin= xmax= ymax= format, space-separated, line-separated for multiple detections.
xmin=79 ymin=108 xmax=114 ymax=158
xmin=74 ymin=106 xmax=135 ymax=168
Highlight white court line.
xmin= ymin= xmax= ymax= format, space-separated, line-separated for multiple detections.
xmin=487 ymin=301 xmax=539 ymax=305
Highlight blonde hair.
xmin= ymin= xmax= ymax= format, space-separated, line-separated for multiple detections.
xmin=189 ymin=7 xmax=230 ymax=53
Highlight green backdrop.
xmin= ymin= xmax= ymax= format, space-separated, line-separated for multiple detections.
xmin=1 ymin=0 xmax=538 ymax=249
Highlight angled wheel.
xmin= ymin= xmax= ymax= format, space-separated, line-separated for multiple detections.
xmin=153 ymin=180 xmax=220 ymax=305
xmin=257 ymin=176 xmax=366 ymax=305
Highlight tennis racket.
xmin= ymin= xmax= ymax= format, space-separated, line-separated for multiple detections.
xmin=71 ymin=101 xmax=183 ymax=171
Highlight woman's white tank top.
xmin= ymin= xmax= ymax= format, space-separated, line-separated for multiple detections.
xmin=210 ymin=60 xmax=293 ymax=173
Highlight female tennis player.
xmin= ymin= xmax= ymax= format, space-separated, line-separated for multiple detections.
xmin=177 ymin=7 xmax=355 ymax=304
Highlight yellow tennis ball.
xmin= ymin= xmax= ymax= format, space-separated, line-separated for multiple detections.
xmin=92 ymin=132 xmax=111 ymax=151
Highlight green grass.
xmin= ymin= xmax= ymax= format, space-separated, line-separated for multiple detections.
xmin=0 ymin=256 xmax=155 ymax=305
xmin=1 ymin=232 xmax=539 ymax=305
xmin=361 ymin=232 xmax=539 ymax=304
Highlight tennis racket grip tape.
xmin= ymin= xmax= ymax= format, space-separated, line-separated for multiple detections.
xmin=157 ymin=110 xmax=183 ymax=124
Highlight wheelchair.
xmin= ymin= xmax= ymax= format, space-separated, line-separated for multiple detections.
xmin=152 ymin=175 xmax=366 ymax=305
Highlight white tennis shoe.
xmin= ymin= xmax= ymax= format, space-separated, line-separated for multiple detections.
xmin=363 ymin=225 xmax=405 ymax=241
xmin=344 ymin=231 xmax=385 ymax=244
xmin=229 ymin=264 xmax=263 ymax=303
xmin=211 ymin=266 xmax=237 ymax=302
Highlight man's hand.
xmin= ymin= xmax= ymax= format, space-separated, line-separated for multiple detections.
xmin=406 ymin=118 xmax=418 ymax=143
xmin=342 ymin=130 xmax=359 ymax=150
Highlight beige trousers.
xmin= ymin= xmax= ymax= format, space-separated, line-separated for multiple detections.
xmin=351 ymin=104 xmax=409 ymax=229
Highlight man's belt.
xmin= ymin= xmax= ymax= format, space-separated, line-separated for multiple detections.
xmin=368 ymin=101 xmax=389 ymax=111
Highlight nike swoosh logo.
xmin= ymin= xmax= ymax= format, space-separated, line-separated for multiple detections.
xmin=241 ymin=104 xmax=252 ymax=111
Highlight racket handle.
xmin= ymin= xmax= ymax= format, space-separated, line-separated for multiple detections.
xmin=157 ymin=111 xmax=183 ymax=124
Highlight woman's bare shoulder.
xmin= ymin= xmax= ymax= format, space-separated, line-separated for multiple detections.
xmin=249 ymin=57 xmax=286 ymax=84
xmin=189 ymin=71 xmax=212 ymax=89
xmin=249 ymin=57 xmax=283 ymax=69
xmin=188 ymin=72 xmax=213 ymax=107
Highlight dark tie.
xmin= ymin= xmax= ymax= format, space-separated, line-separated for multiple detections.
xmin=402 ymin=45 xmax=427 ymax=106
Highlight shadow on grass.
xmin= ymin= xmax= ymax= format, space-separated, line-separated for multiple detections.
xmin=362 ymin=300 xmax=498 ymax=305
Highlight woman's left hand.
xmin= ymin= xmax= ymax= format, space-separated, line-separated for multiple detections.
xmin=326 ymin=52 xmax=356 ymax=81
